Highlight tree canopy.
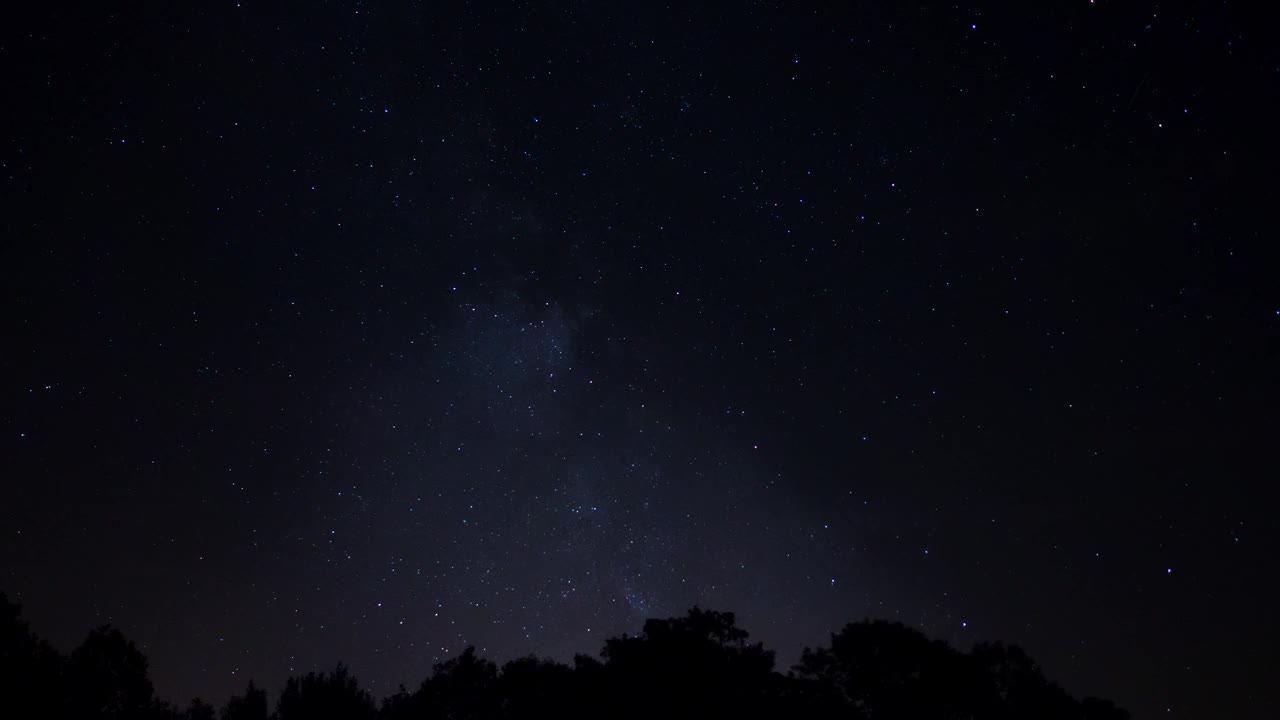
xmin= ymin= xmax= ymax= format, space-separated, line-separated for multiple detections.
xmin=0 ymin=592 xmax=1127 ymax=719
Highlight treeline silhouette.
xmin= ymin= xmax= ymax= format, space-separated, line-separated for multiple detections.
xmin=2 ymin=592 xmax=1127 ymax=719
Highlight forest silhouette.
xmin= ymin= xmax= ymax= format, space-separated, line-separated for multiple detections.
xmin=1 ymin=592 xmax=1128 ymax=719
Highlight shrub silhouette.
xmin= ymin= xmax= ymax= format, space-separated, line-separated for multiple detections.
xmin=0 ymin=591 xmax=1128 ymax=719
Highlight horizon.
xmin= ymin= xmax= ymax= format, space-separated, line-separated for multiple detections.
xmin=0 ymin=594 xmax=1126 ymax=712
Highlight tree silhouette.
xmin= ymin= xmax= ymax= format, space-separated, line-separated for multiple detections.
xmin=796 ymin=621 xmax=1130 ymax=720
xmin=599 ymin=607 xmax=781 ymax=719
xmin=497 ymin=655 xmax=575 ymax=718
xmin=0 ymin=593 xmax=64 ymax=719
xmin=275 ymin=664 xmax=376 ymax=720
xmin=413 ymin=646 xmax=501 ymax=720
xmin=971 ymin=640 xmax=1080 ymax=719
xmin=181 ymin=698 xmax=216 ymax=720
xmin=220 ymin=680 xmax=268 ymax=720
xmin=1080 ymin=696 xmax=1131 ymax=720
xmin=796 ymin=619 xmax=984 ymax=719
xmin=376 ymin=684 xmax=414 ymax=720
xmin=65 ymin=625 xmax=159 ymax=720
xmin=0 ymin=589 xmax=1129 ymax=720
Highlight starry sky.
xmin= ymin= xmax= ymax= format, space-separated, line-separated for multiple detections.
xmin=2 ymin=2 xmax=1277 ymax=718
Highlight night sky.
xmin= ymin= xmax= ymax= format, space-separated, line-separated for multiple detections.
xmin=3 ymin=2 xmax=1277 ymax=718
